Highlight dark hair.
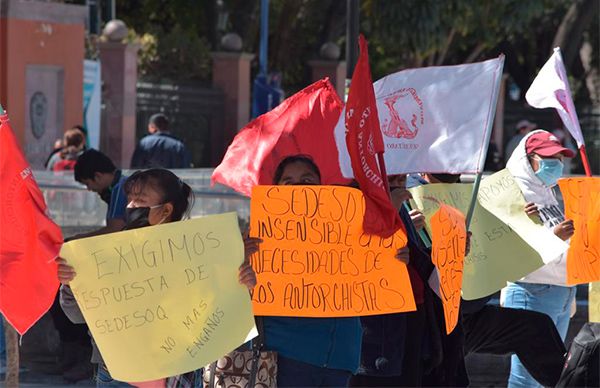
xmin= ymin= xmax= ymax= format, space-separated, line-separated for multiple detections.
xmin=74 ymin=149 xmax=116 ymax=182
xmin=430 ymin=173 xmax=461 ymax=184
xmin=149 ymin=113 xmax=169 ymax=132
xmin=273 ymin=155 xmax=321 ymax=184
xmin=60 ymin=128 xmax=86 ymax=158
xmin=124 ymin=169 xmax=194 ymax=222
xmin=71 ymin=125 xmax=87 ymax=135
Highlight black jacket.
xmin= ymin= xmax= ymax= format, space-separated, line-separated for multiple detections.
xmin=130 ymin=132 xmax=191 ymax=169
xmin=357 ymin=206 xmax=436 ymax=376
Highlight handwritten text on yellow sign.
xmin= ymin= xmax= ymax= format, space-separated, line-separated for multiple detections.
xmin=60 ymin=213 xmax=257 ymax=382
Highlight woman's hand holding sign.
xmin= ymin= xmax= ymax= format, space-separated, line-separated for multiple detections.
xmin=524 ymin=202 xmax=539 ymax=217
xmin=238 ymin=262 xmax=257 ymax=290
xmin=409 ymin=209 xmax=426 ymax=231
xmin=554 ymin=219 xmax=575 ymax=241
xmin=56 ymin=257 xmax=76 ymax=285
xmin=395 ymin=246 xmax=410 ymax=265
xmin=465 ymin=231 xmax=472 ymax=256
xmin=243 ymin=234 xmax=263 ymax=260
xmin=240 ymin=234 xmax=261 ymax=290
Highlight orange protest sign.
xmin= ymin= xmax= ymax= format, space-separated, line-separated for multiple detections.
xmin=430 ymin=204 xmax=467 ymax=334
xmin=558 ymin=177 xmax=600 ymax=285
xmin=249 ymin=185 xmax=416 ymax=317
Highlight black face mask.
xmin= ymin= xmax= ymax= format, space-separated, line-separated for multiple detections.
xmin=124 ymin=207 xmax=151 ymax=229
xmin=124 ymin=204 xmax=166 ymax=230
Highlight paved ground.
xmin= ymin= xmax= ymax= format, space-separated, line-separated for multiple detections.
xmin=2 ymin=288 xmax=589 ymax=387
xmin=465 ymin=290 xmax=589 ymax=387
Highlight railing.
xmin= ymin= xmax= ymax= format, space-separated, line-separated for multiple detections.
xmin=35 ymin=169 xmax=249 ymax=235
xmin=37 ymin=168 xmax=583 ymax=237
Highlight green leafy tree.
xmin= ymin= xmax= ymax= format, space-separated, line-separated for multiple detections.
xmin=362 ymin=0 xmax=598 ymax=103
xmin=114 ymin=0 xmax=597 ymax=102
xmin=117 ymin=0 xmax=215 ymax=83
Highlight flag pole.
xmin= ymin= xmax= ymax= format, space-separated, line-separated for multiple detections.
xmin=466 ymin=55 xmax=505 ymax=229
xmin=579 ymin=145 xmax=592 ymax=177
xmin=403 ymin=201 xmax=432 ymax=248
xmin=465 ymin=172 xmax=483 ymax=229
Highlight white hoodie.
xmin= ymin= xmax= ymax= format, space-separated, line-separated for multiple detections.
xmin=506 ymin=130 xmax=570 ymax=286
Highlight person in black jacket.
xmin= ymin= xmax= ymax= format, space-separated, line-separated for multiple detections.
xmin=350 ymin=174 xmax=454 ymax=387
xmin=414 ymin=173 xmax=567 ymax=387
xmin=130 ymin=113 xmax=192 ymax=169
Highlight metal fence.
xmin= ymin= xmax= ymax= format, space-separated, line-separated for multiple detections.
xmin=36 ymin=169 xmax=249 ymax=236
xmin=136 ymin=82 xmax=225 ymax=167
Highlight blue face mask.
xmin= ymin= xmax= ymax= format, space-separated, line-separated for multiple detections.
xmin=534 ymin=157 xmax=564 ymax=187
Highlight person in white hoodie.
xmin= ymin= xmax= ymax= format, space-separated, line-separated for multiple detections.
xmin=503 ymin=130 xmax=576 ymax=388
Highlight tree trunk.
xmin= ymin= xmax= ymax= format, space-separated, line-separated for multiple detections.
xmin=205 ymin=0 xmax=219 ymax=50
xmin=226 ymin=0 xmax=260 ymax=52
xmin=580 ymin=40 xmax=600 ymax=104
xmin=436 ymin=28 xmax=456 ymax=66
xmin=271 ymin=0 xmax=304 ymax=71
xmin=465 ymin=43 xmax=486 ymax=64
xmin=552 ymin=0 xmax=599 ymax=70
xmin=318 ymin=0 xmax=345 ymax=48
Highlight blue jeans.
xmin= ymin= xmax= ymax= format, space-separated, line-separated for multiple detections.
xmin=503 ymin=282 xmax=576 ymax=388
xmin=96 ymin=364 xmax=134 ymax=388
xmin=277 ymin=355 xmax=352 ymax=387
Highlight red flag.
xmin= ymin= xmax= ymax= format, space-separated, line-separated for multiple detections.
xmin=212 ymin=79 xmax=349 ymax=196
xmin=0 ymin=112 xmax=63 ymax=334
xmin=345 ymin=35 xmax=403 ymax=238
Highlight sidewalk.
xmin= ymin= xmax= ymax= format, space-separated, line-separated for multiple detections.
xmin=0 ymin=364 xmax=94 ymax=387
xmin=2 ymin=288 xmax=590 ymax=387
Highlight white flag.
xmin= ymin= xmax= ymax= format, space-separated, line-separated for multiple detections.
xmin=526 ymin=47 xmax=584 ymax=148
xmin=335 ymin=56 xmax=504 ymax=177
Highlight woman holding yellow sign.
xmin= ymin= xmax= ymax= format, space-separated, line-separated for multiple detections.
xmin=57 ymin=168 xmax=257 ymax=387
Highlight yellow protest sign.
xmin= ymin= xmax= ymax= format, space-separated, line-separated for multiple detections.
xmin=558 ymin=177 xmax=600 ymax=285
xmin=590 ymin=282 xmax=600 ymax=323
xmin=478 ymin=169 xmax=568 ymax=264
xmin=410 ymin=169 xmax=564 ymax=300
xmin=249 ymin=185 xmax=416 ymax=317
xmin=430 ymin=204 xmax=466 ymax=334
xmin=60 ymin=213 xmax=257 ymax=382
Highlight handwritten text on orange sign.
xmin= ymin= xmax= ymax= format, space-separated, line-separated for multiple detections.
xmin=431 ymin=204 xmax=466 ymax=334
xmin=558 ymin=177 xmax=600 ymax=285
xmin=250 ymin=185 xmax=416 ymax=317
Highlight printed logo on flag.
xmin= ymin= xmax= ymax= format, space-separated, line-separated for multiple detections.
xmin=345 ymin=107 xmax=385 ymax=188
xmin=381 ymin=88 xmax=424 ymax=140
xmin=367 ymin=132 xmax=376 ymax=156
xmin=335 ymin=55 xmax=504 ymax=177
xmin=345 ymin=107 xmax=378 ymax=158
